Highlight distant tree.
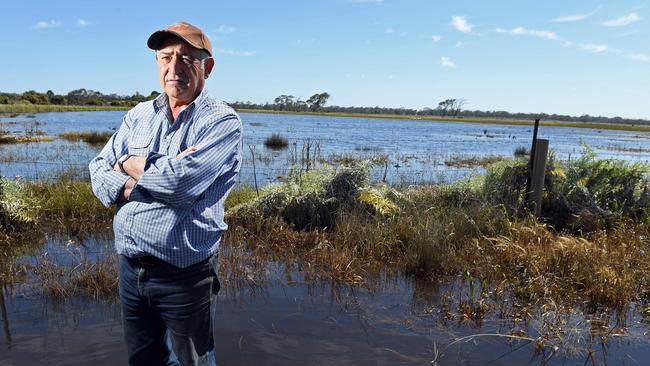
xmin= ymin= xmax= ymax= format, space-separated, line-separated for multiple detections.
xmin=67 ymin=88 xmax=89 ymax=105
xmin=21 ymin=90 xmax=49 ymax=105
xmin=49 ymin=95 xmax=67 ymax=105
xmin=131 ymin=92 xmax=146 ymax=103
xmin=147 ymin=91 xmax=161 ymax=100
xmin=307 ymin=92 xmax=330 ymax=112
xmin=437 ymin=99 xmax=455 ymax=117
xmin=273 ymin=95 xmax=295 ymax=110
xmin=450 ymin=98 xmax=467 ymax=117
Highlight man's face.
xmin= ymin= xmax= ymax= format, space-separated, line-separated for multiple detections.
xmin=156 ymin=37 xmax=214 ymax=105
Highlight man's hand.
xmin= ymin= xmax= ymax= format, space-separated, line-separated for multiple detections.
xmin=122 ymin=156 xmax=146 ymax=180
xmin=116 ymin=177 xmax=136 ymax=202
xmin=112 ymin=146 xmax=195 ymax=180
xmin=177 ymin=146 xmax=197 ymax=159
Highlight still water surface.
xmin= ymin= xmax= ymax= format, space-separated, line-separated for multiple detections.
xmin=2 ymin=111 xmax=650 ymax=183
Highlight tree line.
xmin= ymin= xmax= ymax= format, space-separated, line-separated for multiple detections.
xmin=2 ymin=89 xmax=648 ymax=126
xmin=230 ymin=95 xmax=650 ymax=126
xmin=0 ymin=89 xmax=160 ymax=107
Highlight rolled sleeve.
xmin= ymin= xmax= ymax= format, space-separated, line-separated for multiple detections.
xmin=88 ymin=112 xmax=133 ymax=207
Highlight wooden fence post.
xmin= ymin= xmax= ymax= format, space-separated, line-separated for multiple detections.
xmin=530 ymin=139 xmax=549 ymax=217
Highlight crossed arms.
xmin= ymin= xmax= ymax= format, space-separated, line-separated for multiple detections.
xmin=89 ymin=109 xmax=242 ymax=209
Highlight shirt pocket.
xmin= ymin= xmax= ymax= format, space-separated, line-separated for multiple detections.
xmin=128 ymin=134 xmax=153 ymax=156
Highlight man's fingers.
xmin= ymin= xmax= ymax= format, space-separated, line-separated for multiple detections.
xmin=177 ymin=146 xmax=198 ymax=158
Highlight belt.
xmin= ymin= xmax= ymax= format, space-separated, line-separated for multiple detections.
xmin=131 ymin=255 xmax=169 ymax=267
xmin=128 ymin=255 xmax=211 ymax=268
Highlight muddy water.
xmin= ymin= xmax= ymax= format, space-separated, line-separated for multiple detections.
xmin=2 ymin=237 xmax=650 ymax=365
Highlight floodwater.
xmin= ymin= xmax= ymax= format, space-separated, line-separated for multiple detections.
xmin=3 ymin=111 xmax=650 ymax=365
xmin=1 ymin=111 xmax=650 ymax=183
xmin=3 ymin=236 xmax=650 ymax=365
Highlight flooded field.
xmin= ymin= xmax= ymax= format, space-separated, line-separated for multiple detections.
xmin=2 ymin=111 xmax=650 ymax=365
xmin=1 ymin=111 xmax=650 ymax=183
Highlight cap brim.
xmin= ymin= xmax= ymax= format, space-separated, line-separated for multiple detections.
xmin=147 ymin=30 xmax=212 ymax=56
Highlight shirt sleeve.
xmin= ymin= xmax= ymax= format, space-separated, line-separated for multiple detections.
xmin=132 ymin=113 xmax=242 ymax=208
xmin=88 ymin=112 xmax=133 ymax=208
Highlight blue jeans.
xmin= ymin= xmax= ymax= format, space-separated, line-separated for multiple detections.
xmin=119 ymin=255 xmax=219 ymax=366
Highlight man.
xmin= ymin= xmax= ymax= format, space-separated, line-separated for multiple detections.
xmin=89 ymin=21 xmax=242 ymax=366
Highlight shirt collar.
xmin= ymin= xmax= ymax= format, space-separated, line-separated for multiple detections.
xmin=153 ymin=88 xmax=209 ymax=115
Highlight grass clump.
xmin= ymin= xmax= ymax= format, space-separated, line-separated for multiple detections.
xmin=0 ymin=134 xmax=54 ymax=144
xmin=2 ymin=172 xmax=112 ymax=234
xmin=59 ymin=130 xmax=113 ymax=145
xmin=263 ymin=133 xmax=289 ymax=150
xmin=482 ymin=147 xmax=650 ymax=232
xmin=444 ymin=154 xmax=507 ymax=168
xmin=513 ymin=145 xmax=529 ymax=158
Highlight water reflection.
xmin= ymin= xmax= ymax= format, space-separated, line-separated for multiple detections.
xmin=2 ymin=233 xmax=650 ymax=364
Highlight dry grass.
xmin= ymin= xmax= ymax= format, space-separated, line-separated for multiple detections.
xmin=32 ymin=251 xmax=118 ymax=299
xmin=465 ymin=221 xmax=650 ymax=309
xmin=58 ymin=130 xmax=113 ymax=145
xmin=0 ymin=134 xmax=54 ymax=144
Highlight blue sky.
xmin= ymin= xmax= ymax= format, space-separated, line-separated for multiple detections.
xmin=1 ymin=1 xmax=649 ymax=119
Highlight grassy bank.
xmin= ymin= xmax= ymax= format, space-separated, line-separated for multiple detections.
xmin=2 ymin=104 xmax=649 ymax=132
xmin=0 ymin=104 xmax=129 ymax=113
xmin=239 ymin=108 xmax=650 ymax=132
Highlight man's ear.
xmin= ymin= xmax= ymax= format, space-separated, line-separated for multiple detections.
xmin=204 ymin=58 xmax=215 ymax=79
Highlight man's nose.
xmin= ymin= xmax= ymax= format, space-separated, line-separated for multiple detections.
xmin=168 ymin=55 xmax=184 ymax=74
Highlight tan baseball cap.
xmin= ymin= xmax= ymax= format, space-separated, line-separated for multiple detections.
xmin=147 ymin=21 xmax=212 ymax=56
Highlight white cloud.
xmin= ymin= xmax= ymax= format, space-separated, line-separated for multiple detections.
xmin=455 ymin=41 xmax=465 ymax=48
xmin=451 ymin=16 xmax=472 ymax=33
xmin=440 ymin=56 xmax=457 ymax=69
xmin=34 ymin=20 xmax=62 ymax=29
xmin=385 ymin=28 xmax=395 ymax=33
xmin=431 ymin=35 xmax=442 ymax=42
xmin=550 ymin=6 xmax=601 ymax=22
xmin=217 ymin=49 xmax=256 ymax=57
xmin=627 ymin=53 xmax=650 ymax=62
xmin=76 ymin=19 xmax=90 ymax=28
xmin=580 ymin=44 xmax=608 ymax=53
xmin=215 ymin=25 xmax=236 ymax=34
xmin=495 ymin=27 xmax=558 ymax=40
xmin=601 ymin=13 xmax=641 ymax=27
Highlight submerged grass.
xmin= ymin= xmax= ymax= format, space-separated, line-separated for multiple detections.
xmin=444 ymin=154 xmax=507 ymax=168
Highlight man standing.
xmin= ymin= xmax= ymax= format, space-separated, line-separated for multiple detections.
xmin=89 ymin=21 xmax=242 ymax=366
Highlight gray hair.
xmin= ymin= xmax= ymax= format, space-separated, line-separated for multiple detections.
xmin=199 ymin=50 xmax=211 ymax=69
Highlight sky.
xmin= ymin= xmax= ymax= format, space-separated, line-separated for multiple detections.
xmin=1 ymin=0 xmax=649 ymax=119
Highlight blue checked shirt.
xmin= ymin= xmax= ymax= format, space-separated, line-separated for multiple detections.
xmin=89 ymin=89 xmax=242 ymax=268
